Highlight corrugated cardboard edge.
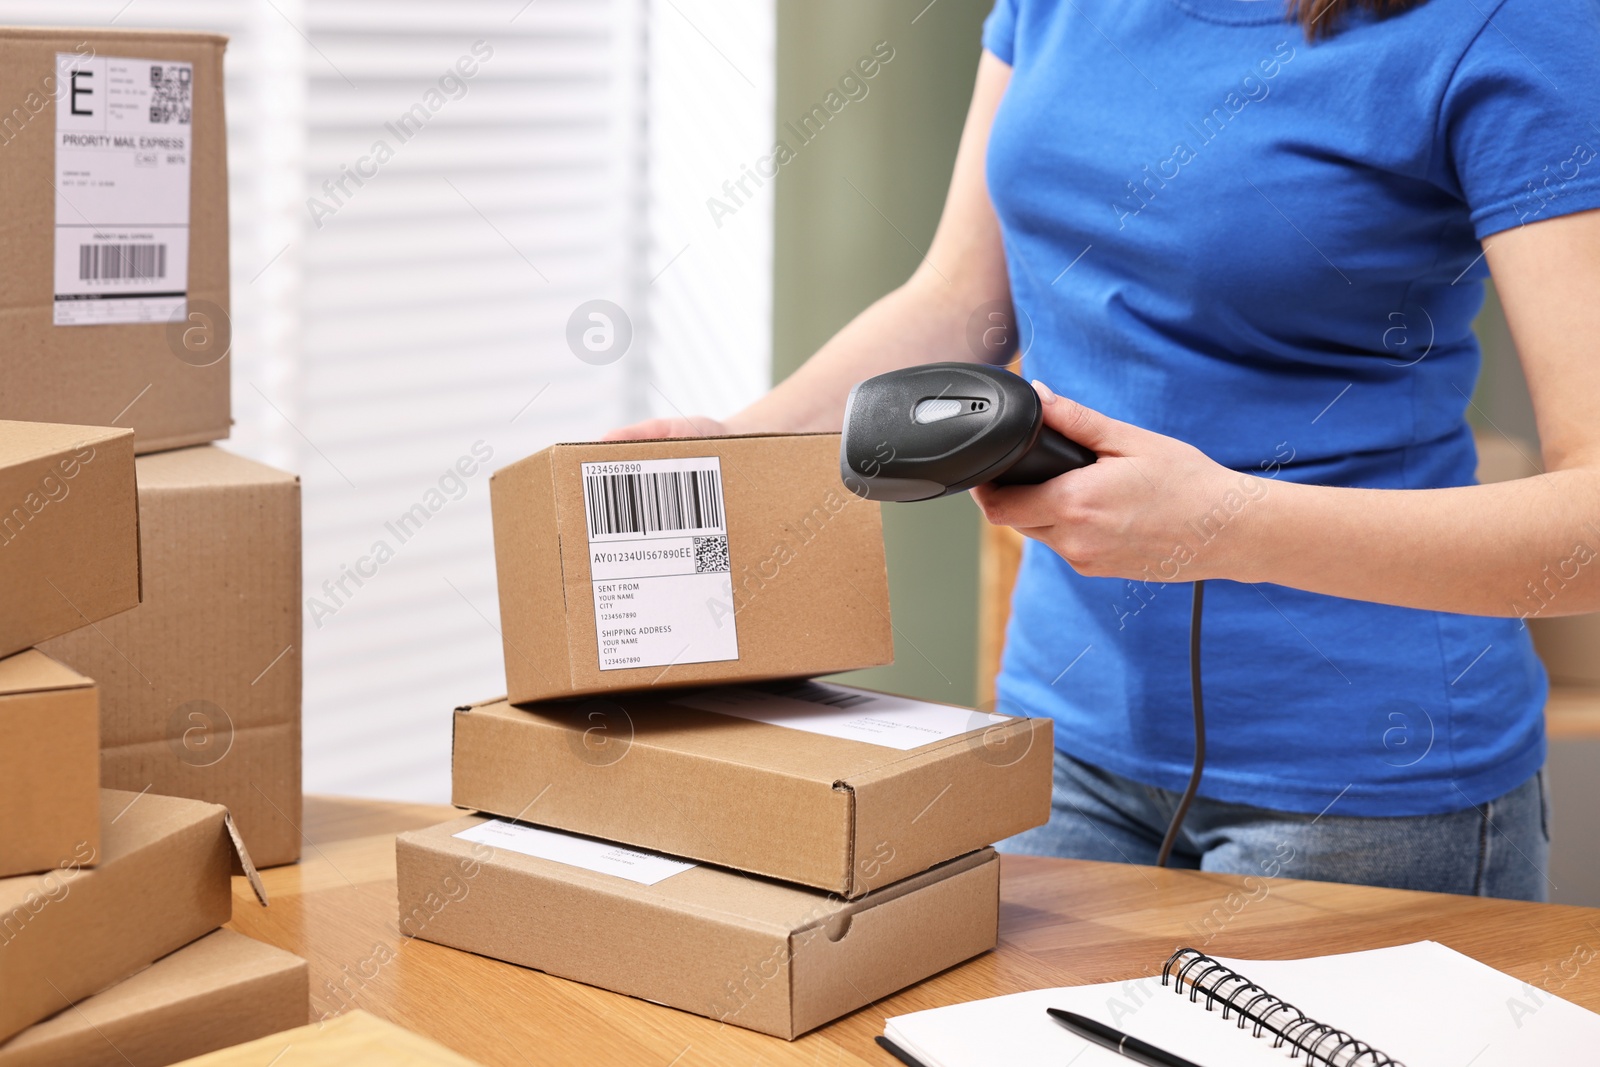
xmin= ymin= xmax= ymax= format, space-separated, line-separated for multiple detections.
xmin=128 ymin=432 xmax=145 ymax=605
xmin=224 ymin=813 xmax=268 ymax=906
xmin=551 ymin=432 xmax=838 ymax=448
xmin=0 ymin=26 xmax=229 ymax=44
xmin=488 ymin=449 xmax=571 ymax=699
xmin=838 ymin=713 xmax=1049 ymax=895
xmin=546 ymin=453 xmax=579 ymax=693
xmin=786 ymin=849 xmax=1000 ymax=1037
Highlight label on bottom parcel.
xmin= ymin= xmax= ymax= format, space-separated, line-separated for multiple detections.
xmin=580 ymin=457 xmax=739 ymax=671
xmin=54 ymin=52 xmax=194 ymax=326
xmin=454 ymin=819 xmax=696 ymax=886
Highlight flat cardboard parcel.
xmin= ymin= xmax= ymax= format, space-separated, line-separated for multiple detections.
xmin=397 ymin=814 xmax=1000 ymax=1039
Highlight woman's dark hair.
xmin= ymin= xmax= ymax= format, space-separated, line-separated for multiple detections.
xmin=1289 ymin=0 xmax=1430 ymax=38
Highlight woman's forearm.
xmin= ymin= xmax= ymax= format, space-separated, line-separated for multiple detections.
xmin=1229 ymin=468 xmax=1600 ymax=618
xmin=725 ymin=53 xmax=1016 ymax=436
xmin=724 ymin=272 xmax=983 ymax=434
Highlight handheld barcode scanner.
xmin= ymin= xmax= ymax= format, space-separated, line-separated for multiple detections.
xmin=838 ymin=362 xmax=1097 ymax=501
xmin=840 ymin=361 xmax=1205 ymax=872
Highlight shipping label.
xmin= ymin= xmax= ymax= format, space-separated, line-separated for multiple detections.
xmin=580 ymin=457 xmax=739 ymax=671
xmin=54 ymin=52 xmax=193 ymax=326
xmin=453 ymin=819 xmax=695 ymax=886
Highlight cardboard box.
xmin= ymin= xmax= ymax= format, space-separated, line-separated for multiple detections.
xmin=0 ymin=28 xmax=231 ymax=454
xmin=44 ymin=444 xmax=302 ymax=867
xmin=0 ymin=420 xmax=140 ymax=658
xmin=0 ymin=789 xmax=248 ymax=1043
xmin=172 ymin=1011 xmax=483 ymax=1067
xmin=1531 ymin=613 xmax=1600 ymax=686
xmin=490 ymin=434 xmax=893 ymax=704
xmin=397 ymin=814 xmax=999 ymax=1039
xmin=452 ymin=682 xmax=1052 ymax=897
xmin=0 ymin=651 xmax=99 ymax=879
xmin=0 ymin=929 xmax=308 ymax=1067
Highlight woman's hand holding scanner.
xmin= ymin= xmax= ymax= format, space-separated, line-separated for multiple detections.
xmin=839 ymin=362 xmax=1096 ymax=502
xmin=971 ymin=380 xmax=1257 ymax=584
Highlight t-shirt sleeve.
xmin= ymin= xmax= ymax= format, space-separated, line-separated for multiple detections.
xmin=982 ymin=0 xmax=1019 ymax=65
xmin=1441 ymin=0 xmax=1600 ymax=239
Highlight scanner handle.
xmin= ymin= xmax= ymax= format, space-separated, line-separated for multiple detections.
xmin=991 ymin=427 xmax=1096 ymax=485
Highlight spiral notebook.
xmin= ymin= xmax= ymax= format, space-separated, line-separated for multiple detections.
xmin=882 ymin=941 xmax=1600 ymax=1067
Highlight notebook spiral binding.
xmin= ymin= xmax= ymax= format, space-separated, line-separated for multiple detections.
xmin=1161 ymin=948 xmax=1407 ymax=1067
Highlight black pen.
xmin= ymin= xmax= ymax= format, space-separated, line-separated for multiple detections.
xmin=1047 ymin=1008 xmax=1205 ymax=1067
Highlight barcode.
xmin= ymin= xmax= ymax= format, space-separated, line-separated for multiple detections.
xmin=79 ymin=244 xmax=167 ymax=281
xmin=585 ymin=468 xmax=725 ymax=538
xmin=149 ymin=63 xmax=193 ymax=124
xmin=773 ymin=681 xmax=878 ymax=710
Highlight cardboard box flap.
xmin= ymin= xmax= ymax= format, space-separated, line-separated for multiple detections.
xmin=0 ymin=649 xmax=93 ymax=697
xmin=0 ymin=790 xmax=264 ymax=909
xmin=224 ymin=812 xmax=269 ymax=906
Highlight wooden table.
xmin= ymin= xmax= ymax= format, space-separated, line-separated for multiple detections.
xmin=226 ymin=796 xmax=1600 ymax=1066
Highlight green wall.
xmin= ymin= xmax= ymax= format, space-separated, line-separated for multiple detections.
xmin=772 ymin=0 xmax=993 ymax=709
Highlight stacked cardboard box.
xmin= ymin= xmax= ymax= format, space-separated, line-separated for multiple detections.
xmin=0 ymin=789 xmax=304 ymax=1059
xmin=0 ymin=930 xmax=308 ymax=1067
xmin=398 ymin=435 xmax=1054 ymax=1038
xmin=0 ymin=26 xmax=302 ymax=867
xmin=0 ymin=26 xmax=308 ymax=1064
xmin=44 ymin=445 xmax=304 ymax=867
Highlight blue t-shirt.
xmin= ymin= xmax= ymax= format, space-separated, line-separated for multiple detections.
xmin=984 ymin=0 xmax=1600 ymax=816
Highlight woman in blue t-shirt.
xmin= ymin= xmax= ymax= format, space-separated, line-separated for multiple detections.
xmin=609 ymin=0 xmax=1600 ymax=901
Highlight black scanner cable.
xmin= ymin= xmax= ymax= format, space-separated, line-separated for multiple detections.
xmin=836 ymin=363 xmax=1208 ymax=868
xmin=1156 ymin=579 xmax=1206 ymax=868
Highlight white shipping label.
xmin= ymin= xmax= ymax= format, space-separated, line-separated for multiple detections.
xmin=453 ymin=819 xmax=696 ymax=887
xmin=675 ymin=680 xmax=1013 ymax=751
xmin=54 ymin=53 xmax=194 ymax=326
xmin=581 ymin=457 xmax=739 ymax=671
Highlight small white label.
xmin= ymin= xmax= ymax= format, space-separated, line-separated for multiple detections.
xmin=581 ymin=457 xmax=739 ymax=672
xmin=453 ymin=819 xmax=696 ymax=887
xmin=675 ymin=681 xmax=1012 ymax=751
xmin=54 ymin=53 xmax=194 ymax=326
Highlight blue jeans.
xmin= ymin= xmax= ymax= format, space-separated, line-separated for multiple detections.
xmin=1001 ymin=749 xmax=1551 ymax=902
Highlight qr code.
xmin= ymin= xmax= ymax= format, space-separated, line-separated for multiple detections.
xmin=148 ymin=64 xmax=192 ymax=124
xmin=693 ymin=535 xmax=730 ymax=574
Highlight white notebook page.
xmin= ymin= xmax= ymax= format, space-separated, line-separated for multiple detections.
xmin=1220 ymin=941 xmax=1597 ymax=1066
xmin=885 ymin=941 xmax=1600 ymax=1067
xmin=884 ymin=983 xmax=1298 ymax=1067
